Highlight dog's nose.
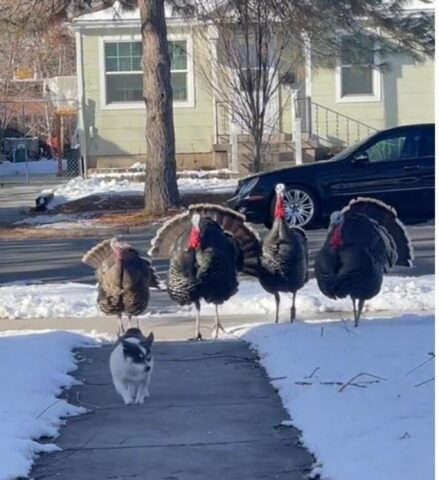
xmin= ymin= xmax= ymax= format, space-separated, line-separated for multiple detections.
xmin=144 ymin=365 xmax=151 ymax=372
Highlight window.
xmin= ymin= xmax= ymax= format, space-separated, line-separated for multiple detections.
xmin=365 ymin=131 xmax=421 ymax=162
xmin=336 ymin=35 xmax=381 ymax=102
xmin=103 ymin=39 xmax=190 ymax=106
xmin=105 ymin=42 xmax=143 ymax=103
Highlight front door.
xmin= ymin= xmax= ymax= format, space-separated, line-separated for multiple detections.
xmin=230 ymin=68 xmax=279 ymax=135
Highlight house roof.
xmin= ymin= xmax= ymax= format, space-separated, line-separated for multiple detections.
xmin=71 ymin=0 xmax=226 ymax=28
xmin=71 ymin=0 xmax=434 ymax=30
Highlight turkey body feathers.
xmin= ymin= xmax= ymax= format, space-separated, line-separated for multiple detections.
xmin=82 ymin=239 xmax=157 ymax=317
xmin=341 ymin=197 xmax=414 ymax=267
xmin=259 ymin=224 xmax=308 ymax=295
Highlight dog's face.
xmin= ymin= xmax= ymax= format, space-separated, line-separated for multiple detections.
xmin=121 ymin=333 xmax=154 ymax=372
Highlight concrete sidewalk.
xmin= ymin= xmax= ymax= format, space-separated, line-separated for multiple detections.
xmin=32 ymin=340 xmax=313 ymax=479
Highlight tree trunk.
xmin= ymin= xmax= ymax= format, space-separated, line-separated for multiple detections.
xmin=140 ymin=0 xmax=180 ymax=214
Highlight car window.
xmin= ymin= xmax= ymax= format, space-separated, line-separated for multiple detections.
xmin=365 ymin=131 xmax=421 ymax=162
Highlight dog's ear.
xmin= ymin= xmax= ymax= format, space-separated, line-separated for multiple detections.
xmin=143 ymin=332 xmax=154 ymax=348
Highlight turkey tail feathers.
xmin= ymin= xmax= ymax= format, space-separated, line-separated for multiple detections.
xmin=148 ymin=203 xmax=262 ymax=276
xmin=188 ymin=203 xmax=261 ymax=276
xmin=342 ymin=197 xmax=414 ymax=267
xmin=141 ymin=257 xmax=165 ymax=290
xmin=82 ymin=239 xmax=112 ymax=269
xmin=148 ymin=211 xmax=191 ymax=258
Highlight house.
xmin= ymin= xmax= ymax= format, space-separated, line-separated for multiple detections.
xmin=71 ymin=1 xmax=435 ymax=174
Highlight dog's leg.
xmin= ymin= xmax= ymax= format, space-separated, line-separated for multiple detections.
xmin=113 ymin=379 xmax=132 ymax=405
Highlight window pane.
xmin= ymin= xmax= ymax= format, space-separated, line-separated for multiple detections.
xmin=170 ymin=41 xmax=187 ymax=70
xmin=171 ymin=72 xmax=187 ymax=100
xmin=132 ymin=42 xmax=142 ymax=56
xmin=119 ymin=57 xmax=131 ymax=71
xmin=366 ymin=134 xmax=421 ymax=162
xmin=341 ymin=66 xmax=373 ymax=96
xmin=132 ymin=55 xmax=142 ymax=71
xmin=118 ymin=43 xmax=131 ymax=56
xmin=105 ymin=42 xmax=142 ymax=73
xmin=105 ymin=57 xmax=119 ymax=72
xmin=106 ymin=74 xmax=143 ymax=103
xmin=105 ymin=43 xmax=117 ymax=56
xmin=341 ymin=35 xmax=374 ymax=65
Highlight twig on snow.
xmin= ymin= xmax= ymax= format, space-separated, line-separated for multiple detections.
xmin=338 ymin=372 xmax=387 ymax=393
xmin=294 ymin=381 xmax=313 ymax=386
xmin=414 ymin=377 xmax=435 ymax=388
xmin=405 ymin=352 xmax=435 ymax=376
xmin=305 ymin=367 xmax=320 ymax=379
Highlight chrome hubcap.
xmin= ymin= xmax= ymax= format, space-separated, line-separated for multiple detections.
xmin=283 ymin=189 xmax=314 ymax=227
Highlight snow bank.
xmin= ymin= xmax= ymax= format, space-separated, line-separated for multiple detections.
xmin=0 ymin=159 xmax=65 ymax=176
xmin=196 ymin=275 xmax=435 ymax=318
xmin=233 ymin=314 xmax=434 ymax=480
xmin=0 ymin=276 xmax=434 ymax=320
xmin=43 ymin=175 xmax=237 ymax=209
xmin=0 ymin=330 xmax=99 ymax=480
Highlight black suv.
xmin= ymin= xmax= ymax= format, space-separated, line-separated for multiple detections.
xmin=228 ymin=123 xmax=435 ymax=228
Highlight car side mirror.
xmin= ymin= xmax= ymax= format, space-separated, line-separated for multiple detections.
xmin=352 ymin=152 xmax=369 ymax=164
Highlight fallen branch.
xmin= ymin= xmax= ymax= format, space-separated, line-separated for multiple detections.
xmin=305 ymin=367 xmax=320 ymax=379
xmin=339 ymin=372 xmax=387 ymax=393
xmin=405 ymin=352 xmax=435 ymax=376
xmin=414 ymin=377 xmax=434 ymax=388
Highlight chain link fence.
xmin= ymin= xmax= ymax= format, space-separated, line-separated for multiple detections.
xmin=0 ymin=98 xmax=82 ymax=183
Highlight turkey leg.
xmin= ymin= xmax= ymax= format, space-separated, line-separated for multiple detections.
xmin=191 ymin=300 xmax=203 ymax=341
xmin=355 ymin=299 xmax=365 ymax=327
xmin=117 ymin=314 xmax=125 ymax=337
xmin=290 ymin=292 xmax=296 ymax=323
xmin=213 ymin=305 xmax=225 ymax=339
xmin=274 ymin=292 xmax=280 ymax=323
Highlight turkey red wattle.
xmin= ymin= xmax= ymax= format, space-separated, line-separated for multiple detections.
xmin=111 ymin=243 xmax=123 ymax=261
xmin=188 ymin=226 xmax=202 ymax=249
xmin=274 ymin=193 xmax=286 ymax=219
xmin=330 ymin=225 xmax=343 ymax=249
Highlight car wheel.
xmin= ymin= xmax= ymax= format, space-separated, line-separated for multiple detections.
xmin=270 ymin=184 xmax=319 ymax=229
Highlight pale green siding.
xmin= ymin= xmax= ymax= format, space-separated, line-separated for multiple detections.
xmin=311 ymin=54 xmax=434 ymax=147
xmin=81 ymin=26 xmax=214 ymax=162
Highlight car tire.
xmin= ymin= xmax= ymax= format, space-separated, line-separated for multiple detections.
xmin=268 ymin=184 xmax=320 ymax=229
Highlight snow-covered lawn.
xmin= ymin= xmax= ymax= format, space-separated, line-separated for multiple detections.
xmin=0 ymin=330 xmax=100 ymax=480
xmin=231 ymin=314 xmax=434 ymax=480
xmin=0 ymin=275 xmax=434 ymax=320
xmin=42 ymin=174 xmax=238 ymax=210
xmin=0 ymin=159 xmax=65 ymax=176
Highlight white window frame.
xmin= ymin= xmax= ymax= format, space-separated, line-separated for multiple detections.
xmin=99 ymin=33 xmax=195 ymax=110
xmin=335 ymin=35 xmax=382 ymax=104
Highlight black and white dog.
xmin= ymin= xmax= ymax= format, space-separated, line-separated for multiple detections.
xmin=109 ymin=328 xmax=154 ymax=405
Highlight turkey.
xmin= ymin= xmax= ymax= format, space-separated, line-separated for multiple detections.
xmin=314 ymin=197 xmax=414 ymax=326
xmin=82 ymin=238 xmax=161 ymax=334
xmin=149 ymin=204 xmax=261 ymax=340
xmin=257 ymin=183 xmax=309 ymax=323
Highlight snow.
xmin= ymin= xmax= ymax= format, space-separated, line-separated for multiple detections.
xmin=0 ymin=330 xmax=101 ymax=480
xmin=0 ymin=159 xmax=66 ymax=176
xmin=15 ymin=213 xmax=109 ymax=230
xmin=196 ymin=275 xmax=435 ymax=318
xmin=231 ymin=314 xmax=434 ymax=480
xmin=0 ymin=275 xmax=433 ymax=320
xmin=42 ymin=175 xmax=238 ymax=209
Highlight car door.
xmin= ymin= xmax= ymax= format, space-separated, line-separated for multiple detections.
xmin=323 ymin=126 xmax=426 ymax=217
xmin=417 ymin=124 xmax=435 ymax=217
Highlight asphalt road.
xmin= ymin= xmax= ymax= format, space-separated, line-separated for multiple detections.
xmin=0 ymin=223 xmax=434 ymax=286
